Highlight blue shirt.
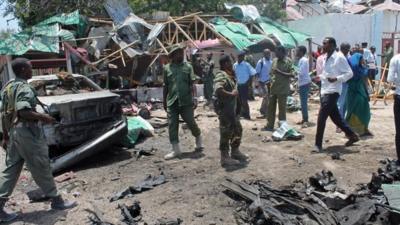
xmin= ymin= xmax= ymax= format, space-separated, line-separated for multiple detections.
xmin=255 ymin=58 xmax=272 ymax=82
xmin=233 ymin=61 xmax=257 ymax=84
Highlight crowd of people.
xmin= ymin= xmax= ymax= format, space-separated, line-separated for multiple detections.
xmin=161 ymin=37 xmax=399 ymax=167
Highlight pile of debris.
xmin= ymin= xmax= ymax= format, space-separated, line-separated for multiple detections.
xmin=222 ymin=160 xmax=400 ymax=225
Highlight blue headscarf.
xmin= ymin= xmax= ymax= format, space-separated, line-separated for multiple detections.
xmin=349 ymin=53 xmax=368 ymax=80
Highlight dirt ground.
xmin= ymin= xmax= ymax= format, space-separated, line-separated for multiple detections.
xmin=1 ymin=97 xmax=397 ymax=225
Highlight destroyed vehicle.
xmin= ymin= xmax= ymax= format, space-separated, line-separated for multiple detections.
xmin=12 ymin=74 xmax=127 ymax=173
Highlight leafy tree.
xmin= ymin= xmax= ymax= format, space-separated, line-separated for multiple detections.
xmin=0 ymin=28 xmax=15 ymax=39
xmin=1 ymin=0 xmax=286 ymax=29
xmin=128 ymin=0 xmax=286 ymax=20
xmin=0 ymin=0 xmax=106 ymax=28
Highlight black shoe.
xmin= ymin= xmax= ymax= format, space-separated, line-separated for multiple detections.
xmin=311 ymin=145 xmax=323 ymax=153
xmin=51 ymin=196 xmax=77 ymax=210
xmin=345 ymin=135 xmax=360 ymax=146
xmin=261 ymin=127 xmax=274 ymax=132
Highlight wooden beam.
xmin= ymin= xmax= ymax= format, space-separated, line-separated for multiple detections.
xmin=93 ymin=40 xmax=139 ymax=65
xmin=156 ymin=38 xmax=169 ymax=54
xmin=163 ymin=12 xmax=202 ymax=25
xmin=194 ymin=15 xmax=232 ymax=46
xmin=168 ymin=17 xmax=199 ymax=48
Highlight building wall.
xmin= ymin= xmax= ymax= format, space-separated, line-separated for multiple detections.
xmin=286 ymin=11 xmax=398 ymax=74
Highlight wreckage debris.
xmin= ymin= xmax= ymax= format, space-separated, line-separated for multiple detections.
xmin=223 ymin=167 xmax=400 ymax=225
xmin=309 ymin=170 xmax=337 ymax=192
xmin=119 ymin=201 xmax=142 ymax=225
xmin=154 ymin=218 xmax=183 ymax=225
xmin=110 ymin=172 xmax=166 ymax=202
xmin=86 ymin=208 xmax=114 ymax=225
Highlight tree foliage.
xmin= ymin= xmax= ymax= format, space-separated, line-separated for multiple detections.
xmin=128 ymin=0 xmax=286 ymax=20
xmin=1 ymin=0 xmax=286 ymax=29
xmin=0 ymin=28 xmax=15 ymax=39
xmin=1 ymin=0 xmax=106 ymax=28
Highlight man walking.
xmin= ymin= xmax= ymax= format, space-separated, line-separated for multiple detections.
xmin=265 ymin=46 xmax=295 ymax=131
xmin=214 ymin=55 xmax=248 ymax=167
xmin=388 ymin=53 xmax=400 ymax=164
xmin=255 ymin=49 xmax=272 ymax=117
xmin=233 ymin=51 xmax=257 ymax=120
xmin=314 ymin=38 xmax=360 ymax=152
xmin=296 ymin=46 xmax=311 ymax=125
xmin=0 ymin=58 xmax=76 ymax=222
xmin=163 ymin=45 xmax=204 ymax=160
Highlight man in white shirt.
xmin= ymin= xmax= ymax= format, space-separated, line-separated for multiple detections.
xmin=314 ymin=37 xmax=359 ymax=152
xmin=388 ymin=54 xmax=400 ymax=163
xmin=368 ymin=46 xmax=378 ymax=86
xmin=255 ymin=49 xmax=272 ymax=117
xmin=296 ymin=46 xmax=311 ymax=125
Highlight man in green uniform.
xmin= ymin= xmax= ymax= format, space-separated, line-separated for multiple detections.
xmin=265 ymin=46 xmax=295 ymax=131
xmin=0 ymin=58 xmax=76 ymax=222
xmin=214 ymin=55 xmax=248 ymax=167
xmin=163 ymin=45 xmax=203 ymax=160
xmin=380 ymin=41 xmax=394 ymax=81
xmin=203 ymin=52 xmax=215 ymax=107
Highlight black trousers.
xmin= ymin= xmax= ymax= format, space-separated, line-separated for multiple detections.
xmin=238 ymin=83 xmax=250 ymax=119
xmin=394 ymin=95 xmax=400 ymax=160
xmin=315 ymin=93 xmax=356 ymax=147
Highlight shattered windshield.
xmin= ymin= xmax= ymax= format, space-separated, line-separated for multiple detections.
xmin=30 ymin=74 xmax=102 ymax=96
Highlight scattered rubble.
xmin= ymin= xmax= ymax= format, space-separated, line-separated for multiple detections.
xmin=110 ymin=172 xmax=167 ymax=202
xmin=222 ymin=164 xmax=400 ymax=225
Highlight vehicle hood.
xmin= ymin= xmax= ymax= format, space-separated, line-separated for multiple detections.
xmin=38 ymin=90 xmax=120 ymax=105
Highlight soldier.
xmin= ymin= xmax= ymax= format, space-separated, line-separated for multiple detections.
xmin=203 ymin=52 xmax=215 ymax=107
xmin=0 ymin=58 xmax=76 ymax=222
xmin=214 ymin=55 xmax=248 ymax=167
xmin=264 ymin=46 xmax=295 ymax=131
xmin=163 ymin=45 xmax=203 ymax=160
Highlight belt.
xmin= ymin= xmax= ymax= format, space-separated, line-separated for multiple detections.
xmin=14 ymin=121 xmax=39 ymax=128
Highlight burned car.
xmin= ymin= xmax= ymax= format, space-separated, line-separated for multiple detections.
xmin=27 ymin=73 xmax=127 ymax=173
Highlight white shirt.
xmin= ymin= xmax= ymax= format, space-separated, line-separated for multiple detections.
xmin=388 ymin=54 xmax=400 ymax=95
xmin=319 ymin=51 xmax=353 ymax=95
xmin=363 ymin=48 xmax=373 ymax=65
xmin=298 ymin=56 xmax=311 ymax=86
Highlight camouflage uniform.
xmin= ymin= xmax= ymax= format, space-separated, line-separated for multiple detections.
xmin=0 ymin=78 xmax=58 ymax=199
xmin=214 ymin=71 xmax=242 ymax=151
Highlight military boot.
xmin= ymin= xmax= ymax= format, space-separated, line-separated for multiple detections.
xmin=231 ymin=147 xmax=249 ymax=162
xmin=195 ymin=135 xmax=204 ymax=151
xmin=0 ymin=198 xmax=17 ymax=222
xmin=220 ymin=150 xmax=240 ymax=167
xmin=50 ymin=196 xmax=77 ymax=210
xmin=164 ymin=143 xmax=182 ymax=160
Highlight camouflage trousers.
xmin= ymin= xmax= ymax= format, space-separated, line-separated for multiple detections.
xmin=218 ymin=115 xmax=242 ymax=151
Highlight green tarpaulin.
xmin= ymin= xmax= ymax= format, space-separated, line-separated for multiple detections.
xmin=225 ymin=4 xmax=310 ymax=48
xmin=0 ymin=10 xmax=86 ymax=55
xmin=210 ymin=17 xmax=267 ymax=51
xmin=257 ymin=17 xmax=310 ymax=49
xmin=37 ymin=10 xmax=88 ymax=37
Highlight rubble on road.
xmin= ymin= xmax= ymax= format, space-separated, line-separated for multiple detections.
xmin=222 ymin=165 xmax=400 ymax=225
xmin=110 ymin=172 xmax=167 ymax=202
xmin=119 ymin=201 xmax=142 ymax=225
xmin=86 ymin=200 xmax=182 ymax=225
